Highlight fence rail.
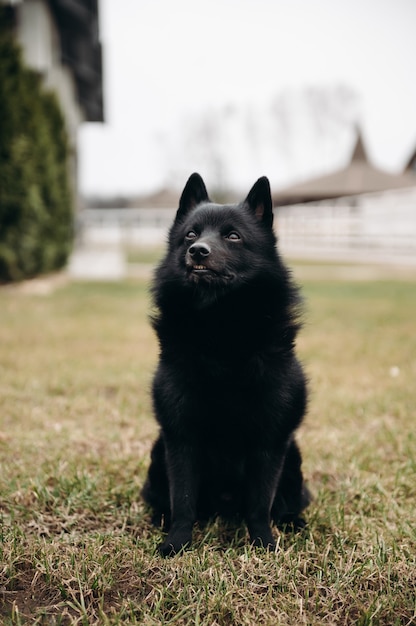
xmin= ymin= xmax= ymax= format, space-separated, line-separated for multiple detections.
xmin=76 ymin=186 xmax=416 ymax=265
xmin=76 ymin=208 xmax=175 ymax=247
xmin=276 ymin=186 xmax=416 ymax=264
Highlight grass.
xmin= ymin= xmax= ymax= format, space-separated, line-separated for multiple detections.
xmin=0 ymin=269 xmax=415 ymax=625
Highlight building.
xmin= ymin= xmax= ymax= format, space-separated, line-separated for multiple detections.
xmin=2 ymin=0 xmax=104 ymax=205
xmin=273 ymin=132 xmax=416 ymax=265
xmin=273 ymin=130 xmax=416 ymax=206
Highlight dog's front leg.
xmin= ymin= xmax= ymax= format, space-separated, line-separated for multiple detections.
xmin=244 ymin=448 xmax=286 ymax=550
xmin=158 ymin=438 xmax=198 ymax=557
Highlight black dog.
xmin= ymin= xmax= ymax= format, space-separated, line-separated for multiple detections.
xmin=142 ymin=173 xmax=310 ymax=556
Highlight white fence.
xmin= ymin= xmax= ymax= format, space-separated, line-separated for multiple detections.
xmin=76 ymin=208 xmax=176 ymax=247
xmin=76 ymin=186 xmax=416 ymax=266
xmin=276 ymin=186 xmax=416 ymax=265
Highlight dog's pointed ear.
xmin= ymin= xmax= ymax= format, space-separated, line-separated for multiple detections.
xmin=244 ymin=176 xmax=273 ymax=228
xmin=177 ymin=173 xmax=210 ymax=219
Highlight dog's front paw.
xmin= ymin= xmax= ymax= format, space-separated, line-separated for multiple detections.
xmin=248 ymin=524 xmax=276 ymax=551
xmin=158 ymin=531 xmax=192 ymax=557
xmin=276 ymin=515 xmax=307 ymax=532
xmin=251 ymin=535 xmax=276 ymax=551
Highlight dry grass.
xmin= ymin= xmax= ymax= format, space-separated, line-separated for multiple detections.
xmin=0 ymin=269 xmax=415 ymax=625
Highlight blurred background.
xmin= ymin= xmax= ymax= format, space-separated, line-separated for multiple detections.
xmin=1 ymin=0 xmax=416 ymax=281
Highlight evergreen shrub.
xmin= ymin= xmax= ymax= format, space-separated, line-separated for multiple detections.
xmin=0 ymin=18 xmax=73 ymax=282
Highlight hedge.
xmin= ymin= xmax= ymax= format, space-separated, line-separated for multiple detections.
xmin=0 ymin=18 xmax=73 ymax=282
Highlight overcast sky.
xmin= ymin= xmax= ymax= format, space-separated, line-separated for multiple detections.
xmin=78 ymin=0 xmax=416 ymax=197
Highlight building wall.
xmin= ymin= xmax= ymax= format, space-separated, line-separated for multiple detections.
xmin=14 ymin=0 xmax=87 ymax=209
xmin=15 ymin=0 xmax=84 ymax=139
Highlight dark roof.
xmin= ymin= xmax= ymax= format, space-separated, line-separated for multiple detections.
xmin=350 ymin=131 xmax=368 ymax=162
xmin=404 ymin=146 xmax=416 ymax=174
xmin=49 ymin=0 xmax=104 ymax=121
xmin=273 ymin=130 xmax=416 ymax=205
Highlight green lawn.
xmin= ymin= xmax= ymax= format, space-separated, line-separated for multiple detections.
xmin=0 ymin=271 xmax=415 ymax=625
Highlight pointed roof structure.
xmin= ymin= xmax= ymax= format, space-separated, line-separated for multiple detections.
xmin=273 ymin=129 xmax=416 ymax=206
xmin=404 ymin=146 xmax=416 ymax=174
xmin=350 ymin=129 xmax=368 ymax=162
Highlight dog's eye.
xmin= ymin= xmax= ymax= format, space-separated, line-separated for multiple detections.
xmin=226 ymin=231 xmax=241 ymax=241
xmin=185 ymin=230 xmax=198 ymax=240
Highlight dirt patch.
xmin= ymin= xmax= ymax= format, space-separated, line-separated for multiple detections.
xmin=1 ymin=272 xmax=69 ymax=295
xmin=291 ymin=262 xmax=416 ymax=282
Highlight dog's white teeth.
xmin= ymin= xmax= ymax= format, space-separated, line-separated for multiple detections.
xmin=193 ymin=265 xmax=206 ymax=270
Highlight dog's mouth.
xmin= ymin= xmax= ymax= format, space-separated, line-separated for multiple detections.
xmin=186 ymin=263 xmax=233 ymax=281
xmin=192 ymin=264 xmax=210 ymax=272
xmin=188 ymin=264 xmax=218 ymax=277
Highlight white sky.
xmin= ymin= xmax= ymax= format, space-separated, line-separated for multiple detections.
xmin=78 ymin=0 xmax=416 ymax=197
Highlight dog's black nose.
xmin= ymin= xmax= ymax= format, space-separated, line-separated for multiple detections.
xmin=189 ymin=242 xmax=211 ymax=258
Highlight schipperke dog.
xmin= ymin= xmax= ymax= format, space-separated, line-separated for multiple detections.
xmin=142 ymin=173 xmax=310 ymax=556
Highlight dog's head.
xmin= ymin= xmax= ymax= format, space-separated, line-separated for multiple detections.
xmin=164 ymin=173 xmax=278 ymax=290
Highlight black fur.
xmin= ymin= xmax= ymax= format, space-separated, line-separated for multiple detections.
xmin=142 ymin=173 xmax=310 ymax=556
